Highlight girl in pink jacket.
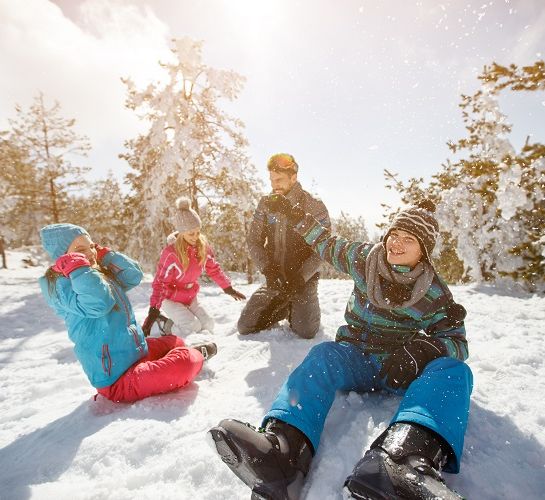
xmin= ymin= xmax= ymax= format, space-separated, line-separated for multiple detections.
xmin=143 ymin=198 xmax=246 ymax=337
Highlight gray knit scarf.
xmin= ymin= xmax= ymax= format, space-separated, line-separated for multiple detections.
xmin=364 ymin=243 xmax=435 ymax=309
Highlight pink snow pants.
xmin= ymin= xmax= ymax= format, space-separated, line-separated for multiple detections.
xmin=97 ymin=335 xmax=204 ymax=403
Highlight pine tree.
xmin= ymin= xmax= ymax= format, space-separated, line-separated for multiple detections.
xmin=121 ymin=37 xmax=262 ymax=271
xmin=0 ymin=134 xmax=42 ymax=245
xmin=481 ymin=61 xmax=545 ymax=92
xmin=8 ymin=92 xmax=90 ymax=224
xmin=384 ymin=61 xmax=545 ymax=288
xmin=385 ymin=85 xmax=523 ymax=283
xmin=438 ymin=83 xmax=520 ymax=282
xmin=478 ymin=61 xmax=545 ymax=288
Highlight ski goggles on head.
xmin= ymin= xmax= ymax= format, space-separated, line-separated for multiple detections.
xmin=267 ymin=153 xmax=299 ymax=174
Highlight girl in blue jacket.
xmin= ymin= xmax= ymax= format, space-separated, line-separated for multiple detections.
xmin=39 ymin=223 xmax=215 ymax=403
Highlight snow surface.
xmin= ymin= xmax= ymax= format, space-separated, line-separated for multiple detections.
xmin=1 ymin=249 xmax=544 ymax=500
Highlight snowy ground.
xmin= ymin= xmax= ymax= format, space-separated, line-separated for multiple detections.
xmin=1 ymin=249 xmax=544 ymax=500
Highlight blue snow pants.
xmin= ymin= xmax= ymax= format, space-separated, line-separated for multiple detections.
xmin=263 ymin=341 xmax=473 ymax=473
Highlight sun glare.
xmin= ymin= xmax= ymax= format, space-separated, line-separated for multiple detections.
xmin=222 ymin=0 xmax=284 ymax=43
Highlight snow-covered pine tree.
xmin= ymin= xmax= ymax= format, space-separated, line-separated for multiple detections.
xmin=121 ymin=37 xmax=262 ymax=271
xmin=479 ymin=61 xmax=545 ymax=289
xmin=384 ymin=61 xmax=544 ymax=289
xmin=504 ymin=143 xmax=545 ymax=288
xmin=434 ymin=82 xmax=525 ymax=283
xmin=8 ymin=92 xmax=90 ymax=225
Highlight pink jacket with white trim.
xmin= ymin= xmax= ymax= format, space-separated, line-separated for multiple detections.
xmin=150 ymin=244 xmax=231 ymax=308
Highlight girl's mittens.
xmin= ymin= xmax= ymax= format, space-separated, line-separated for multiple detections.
xmin=94 ymin=244 xmax=111 ymax=262
xmin=53 ymin=252 xmax=91 ymax=277
xmin=142 ymin=306 xmax=161 ymax=337
xmin=166 ymin=231 xmax=179 ymax=245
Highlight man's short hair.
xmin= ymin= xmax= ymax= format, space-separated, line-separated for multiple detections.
xmin=267 ymin=153 xmax=299 ymax=174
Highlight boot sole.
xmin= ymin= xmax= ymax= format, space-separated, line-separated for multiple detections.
xmin=209 ymin=425 xmax=274 ymax=497
xmin=343 ymin=481 xmax=400 ymax=500
xmin=251 ymin=489 xmax=275 ymax=500
xmin=345 ymin=455 xmax=464 ymax=500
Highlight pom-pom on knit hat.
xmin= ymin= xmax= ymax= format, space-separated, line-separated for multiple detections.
xmin=384 ymin=200 xmax=439 ymax=262
xmin=175 ymin=197 xmax=202 ymax=233
xmin=40 ymin=223 xmax=90 ymax=260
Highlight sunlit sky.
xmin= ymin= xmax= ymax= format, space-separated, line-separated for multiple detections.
xmin=1 ymin=0 xmax=544 ymax=231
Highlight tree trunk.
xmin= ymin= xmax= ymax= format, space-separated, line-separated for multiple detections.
xmin=244 ymin=211 xmax=254 ymax=284
xmin=49 ymin=176 xmax=59 ymax=223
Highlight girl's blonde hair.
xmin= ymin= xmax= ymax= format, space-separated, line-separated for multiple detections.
xmin=175 ymin=232 xmax=208 ymax=270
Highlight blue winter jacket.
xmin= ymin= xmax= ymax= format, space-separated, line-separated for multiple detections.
xmin=39 ymin=251 xmax=148 ymax=388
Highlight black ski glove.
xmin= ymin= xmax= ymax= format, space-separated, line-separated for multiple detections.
xmin=379 ymin=337 xmax=446 ymax=389
xmin=224 ymin=286 xmax=246 ymax=301
xmin=142 ymin=306 xmax=161 ymax=337
xmin=263 ymin=194 xmax=306 ymax=225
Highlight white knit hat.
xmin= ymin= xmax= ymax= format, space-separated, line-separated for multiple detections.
xmin=175 ymin=197 xmax=201 ymax=233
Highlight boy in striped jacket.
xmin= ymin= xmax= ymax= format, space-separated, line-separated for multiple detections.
xmin=209 ymin=198 xmax=472 ymax=500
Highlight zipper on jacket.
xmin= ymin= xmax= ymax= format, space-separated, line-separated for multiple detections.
xmin=129 ymin=324 xmax=144 ymax=352
xmin=110 ymin=281 xmax=144 ymax=352
xmin=110 ymin=282 xmax=130 ymax=326
xmin=102 ymin=344 xmax=112 ymax=376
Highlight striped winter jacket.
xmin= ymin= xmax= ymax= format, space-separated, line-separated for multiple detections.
xmin=296 ymin=216 xmax=468 ymax=360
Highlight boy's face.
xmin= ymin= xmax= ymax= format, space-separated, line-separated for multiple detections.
xmin=385 ymin=229 xmax=423 ymax=268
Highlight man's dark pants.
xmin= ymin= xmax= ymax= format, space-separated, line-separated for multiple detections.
xmin=237 ymin=278 xmax=320 ymax=339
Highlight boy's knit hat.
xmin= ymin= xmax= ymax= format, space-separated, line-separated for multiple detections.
xmin=175 ymin=197 xmax=201 ymax=233
xmin=40 ymin=223 xmax=90 ymax=260
xmin=384 ymin=200 xmax=439 ymax=261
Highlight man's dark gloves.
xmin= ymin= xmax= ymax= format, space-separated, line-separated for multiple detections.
xmin=224 ymin=286 xmax=246 ymax=301
xmin=379 ymin=337 xmax=446 ymax=389
xmin=263 ymin=194 xmax=306 ymax=225
xmin=142 ymin=306 xmax=161 ymax=337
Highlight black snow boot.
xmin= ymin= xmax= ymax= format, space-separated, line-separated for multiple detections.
xmin=344 ymin=423 xmax=463 ymax=500
xmin=208 ymin=418 xmax=313 ymax=500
